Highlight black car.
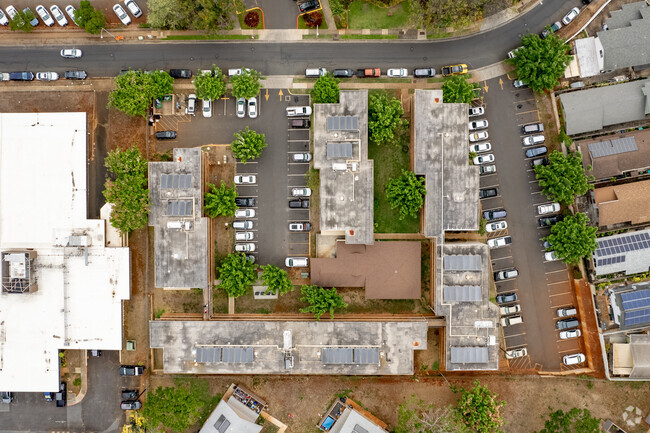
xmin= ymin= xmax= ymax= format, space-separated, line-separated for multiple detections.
xmin=483 ymin=209 xmax=507 ymax=221
xmin=155 ymin=130 xmax=177 ymax=140
xmin=56 ymin=382 xmax=67 ymax=407
xmin=9 ymin=72 xmax=34 ymax=81
xmin=556 ymin=318 xmax=579 ymax=330
xmin=479 ymin=187 xmax=498 ymax=199
xmin=299 ymin=0 xmax=320 ymax=13
xmin=332 ymin=69 xmax=354 ymax=78
xmin=289 ymin=199 xmax=309 ymax=208
xmin=121 ymin=389 xmax=139 ymax=400
xmin=169 ymin=69 xmax=192 ymax=79
xmin=496 ymin=293 xmax=517 ymax=304
xmin=413 ymin=68 xmax=436 ymax=78
xmin=119 ymin=365 xmax=145 ymax=376
xmin=235 ymin=197 xmax=256 ymax=207
xmin=64 ymin=70 xmax=87 ymax=80
xmin=539 ymin=214 xmax=563 ymax=227
xmin=1 ymin=391 xmax=13 ymax=404
xmin=525 ymin=146 xmax=548 ymax=158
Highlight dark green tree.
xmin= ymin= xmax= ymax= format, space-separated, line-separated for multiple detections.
xmin=260 ymin=264 xmax=294 ymax=296
xmin=368 ymin=91 xmax=407 ymax=146
xmin=217 ymin=253 xmax=258 ymax=298
xmin=506 ymin=33 xmax=573 ymax=92
xmin=311 ymin=73 xmax=340 ymax=104
xmin=194 ymin=65 xmax=227 ymax=101
xmin=148 ymin=70 xmax=175 ymax=99
xmin=231 ymin=127 xmax=267 ymax=163
xmin=102 ymin=147 xmax=149 ymax=234
xmin=385 ymin=170 xmax=426 ymax=220
xmin=535 ymin=151 xmax=593 ymax=205
xmin=299 ymin=285 xmax=347 ymax=320
xmin=108 ymin=70 xmax=174 ymax=117
xmin=454 ymin=381 xmax=505 ymax=433
xmin=9 ymin=8 xmax=35 ymax=32
xmin=74 ymin=0 xmax=106 ymax=34
xmin=545 ymin=213 xmax=597 ymax=264
xmin=537 ymin=408 xmax=600 ymax=433
xmin=442 ymin=75 xmax=478 ymax=103
xmin=204 ymin=181 xmax=237 ymax=218
xmin=231 ymin=69 xmax=262 ymax=99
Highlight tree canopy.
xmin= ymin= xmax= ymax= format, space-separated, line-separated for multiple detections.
xmin=535 ymin=151 xmax=593 ymax=205
xmin=545 ymin=213 xmax=597 ymax=264
xmin=146 ymin=0 xmax=234 ymax=30
xmin=506 ymin=33 xmax=573 ymax=92
xmin=368 ymin=91 xmax=407 ymax=146
xmin=299 ymin=285 xmax=347 ymax=320
xmin=194 ymin=65 xmax=227 ymax=101
xmin=408 ymin=0 xmax=481 ymax=30
xmin=108 ymin=70 xmax=174 ymax=117
xmin=231 ymin=127 xmax=267 ymax=163
xmin=397 ymin=396 xmax=469 ymax=433
xmin=385 ymin=170 xmax=427 ymax=220
xmin=103 ymin=147 xmax=149 ymax=234
xmin=537 ymin=408 xmax=601 ymax=433
xmin=260 ymin=264 xmax=294 ymax=296
xmin=9 ymin=8 xmax=35 ymax=32
xmin=442 ymin=76 xmax=478 ymax=104
xmin=311 ymin=73 xmax=340 ymax=104
xmin=204 ymin=181 xmax=237 ymax=218
xmin=231 ymin=69 xmax=262 ymax=99
xmin=454 ymin=381 xmax=505 ymax=433
xmin=217 ymin=253 xmax=258 ymax=298
xmin=75 ymin=0 xmax=106 ymax=34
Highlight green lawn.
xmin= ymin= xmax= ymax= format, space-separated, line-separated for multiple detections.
xmin=298 ymin=13 xmax=328 ymax=29
xmin=239 ymin=8 xmax=264 ymax=29
xmin=340 ymin=34 xmax=399 ymax=39
xmin=347 ymin=0 xmax=411 ymax=29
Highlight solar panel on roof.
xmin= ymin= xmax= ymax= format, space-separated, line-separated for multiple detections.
xmin=450 ymin=347 xmax=488 ymax=364
xmin=165 ymin=199 xmax=193 ymax=216
xmin=327 ymin=142 xmax=353 ymax=159
xmin=354 ymin=348 xmax=380 ymax=364
xmin=196 ymin=346 xmax=221 ymax=363
xmin=444 ymin=255 xmax=482 ymax=271
xmin=327 ymin=115 xmax=359 ymax=131
xmin=352 ymin=425 xmax=369 ymax=433
xmin=161 ymin=173 xmax=193 ymax=189
xmin=588 ymin=136 xmax=638 ymax=159
xmin=443 ymin=285 xmax=482 ymax=302
xmin=624 ymin=308 xmax=650 ymax=326
xmin=221 ymin=347 xmax=254 ymax=363
xmin=322 ymin=347 xmax=354 ymax=364
xmin=214 ymin=415 xmax=231 ymax=433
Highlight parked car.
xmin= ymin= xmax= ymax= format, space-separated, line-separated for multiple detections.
xmin=486 ymin=221 xmax=507 ymax=232
xmin=169 ymin=69 xmax=192 ymax=78
xmin=479 ymin=187 xmax=498 ymax=198
xmin=562 ymin=7 xmax=580 ymax=25
xmin=292 ymin=153 xmax=312 ymax=162
xmin=234 ymin=209 xmax=255 ymax=218
xmin=563 ymin=353 xmax=585 ymax=365
xmin=202 ymin=99 xmax=212 ymax=118
xmin=544 ymin=251 xmax=559 ymax=261
xmin=473 ymin=154 xmax=495 ymax=165
xmin=285 ymin=257 xmax=309 ymax=267
xmin=557 ymin=306 xmax=577 ymax=317
xmin=289 ymin=222 xmax=312 ymax=232
xmin=523 ymin=134 xmax=545 ymax=146
xmin=121 ymin=400 xmax=142 ymax=410
xmin=441 ymin=64 xmax=468 ymax=76
xmin=513 ymin=80 xmax=528 ymax=88
xmin=487 ymin=236 xmax=512 ymax=249
xmin=522 ymin=123 xmax=544 ymax=134
xmin=0 ymin=8 xmax=8 ymax=25
xmin=155 ymin=130 xmax=177 ymax=140
xmin=9 ymin=71 xmax=35 ymax=81
xmin=332 ymin=69 xmax=354 ymax=78
xmin=495 ymin=268 xmax=518 ymax=281
xmin=289 ymin=199 xmax=309 ymax=208
xmin=55 ymin=382 xmax=67 ymax=407
xmin=235 ymin=231 xmax=254 ymax=241
xmin=291 ymin=187 xmax=312 ymax=197
xmin=387 ymin=68 xmax=408 ymax=78
xmin=119 ymin=365 xmax=144 ymax=376
xmin=235 ymin=243 xmax=256 ymax=252
xmin=124 ymin=0 xmax=142 ymax=17
xmin=479 ymin=165 xmax=497 ymax=175
xmin=496 ymin=292 xmax=517 ymax=304
xmin=541 ymin=21 xmax=561 ymax=39
xmin=469 ymin=119 xmax=489 ymax=131
xmin=539 ymin=215 xmax=563 ymax=227
xmin=559 ymin=329 xmax=581 ymax=339
xmin=23 ymin=7 xmax=39 ymax=26
xmin=286 ymin=106 xmax=312 ymax=117
xmin=483 ymin=208 xmax=506 ymax=221
xmin=507 ymin=47 xmax=520 ymax=59
xmin=556 ymin=318 xmax=579 ymax=330
xmin=531 ymin=157 xmax=549 ymax=168
xmin=49 ymin=5 xmax=67 ymax=25
xmin=64 ymin=70 xmax=87 ymax=80
xmin=246 ymin=254 xmax=256 ymax=263
xmin=234 ymin=175 xmax=256 ymax=184
xmin=525 ymin=146 xmax=548 ymax=158
xmin=248 ymin=97 xmax=258 ymax=119
xmin=90 ymin=349 xmax=102 ymax=357
xmin=112 ymin=3 xmax=131 ymax=25
xmin=44 ymin=392 xmax=54 ymax=402
xmin=470 ymin=142 xmax=491 ymax=153
xmin=469 ymin=131 xmax=488 ymax=142
xmin=505 ymin=347 xmax=527 ymax=359
xmin=357 ymin=68 xmax=381 ymax=78
xmin=235 ymin=197 xmax=255 ymax=207
xmin=61 ymin=48 xmax=82 ymax=58
xmin=413 ymin=68 xmax=436 ymax=78
xmin=305 ymin=68 xmax=327 ymax=78
xmin=36 ymin=5 xmax=54 ymax=25
xmin=537 ymin=202 xmax=560 ymax=215
xmin=469 ymin=106 xmax=485 ymax=117
xmin=543 ymin=240 xmax=553 ymax=249
xmin=500 ymin=304 xmax=520 ymax=315
xmin=36 ymin=72 xmax=59 ymax=81
xmin=1 ymin=391 xmax=13 ymax=404
xmin=501 ymin=315 xmax=523 ymax=326
xmin=236 ymin=98 xmax=246 ymax=118
xmin=299 ymin=0 xmax=320 ymax=13
xmin=291 ymin=119 xmax=310 ymax=128
xmin=233 ymin=220 xmax=253 ymax=229
xmin=65 ymin=5 xmax=78 ymax=25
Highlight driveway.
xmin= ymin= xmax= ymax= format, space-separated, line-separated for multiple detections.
xmin=243 ymin=0 xmax=302 ymax=29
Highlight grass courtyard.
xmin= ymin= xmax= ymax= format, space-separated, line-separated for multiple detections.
xmin=347 ymin=0 xmax=411 ymax=29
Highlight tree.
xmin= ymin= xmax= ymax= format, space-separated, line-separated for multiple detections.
xmin=217 ymin=253 xmax=258 ymax=298
xmin=535 ymin=151 xmax=593 ymax=205
xmin=231 ymin=127 xmax=267 ymax=163
xmin=9 ymin=8 xmax=35 ymax=32
xmin=311 ymin=73 xmax=340 ymax=104
xmin=397 ymin=396 xmax=469 ymax=433
xmin=231 ymin=68 xmax=262 ymax=99
xmin=148 ymin=70 xmax=175 ymax=99
xmin=442 ymin=76 xmax=478 ymax=104
xmin=147 ymin=0 xmax=234 ymax=30
xmin=545 ymin=213 xmax=597 ymax=264
xmin=368 ymin=91 xmax=407 ymax=146
xmin=299 ymin=285 xmax=347 ymax=320
xmin=537 ymin=408 xmax=600 ymax=433
xmin=506 ymin=33 xmax=573 ymax=92
xmin=407 ymin=0 xmax=481 ymax=30
xmin=108 ymin=70 xmax=174 ymax=117
xmin=204 ymin=181 xmax=237 ymax=218
xmin=103 ymin=147 xmax=149 ymax=234
xmin=74 ymin=0 xmax=106 ymax=34
xmin=260 ymin=265 xmax=294 ymax=296
xmin=454 ymin=381 xmax=505 ymax=433
xmin=194 ymin=65 xmax=227 ymax=101
xmin=385 ymin=170 xmax=427 ymax=220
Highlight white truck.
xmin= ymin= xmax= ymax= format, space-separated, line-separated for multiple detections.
xmin=286 ymin=106 xmax=312 ymax=117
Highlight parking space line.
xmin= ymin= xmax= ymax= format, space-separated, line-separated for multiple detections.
xmin=504 ymin=332 xmax=526 ymax=339
xmin=549 ymin=291 xmax=571 ymax=298
xmin=558 ymin=347 xmax=578 ymax=354
xmin=514 ymin=109 xmax=539 ymax=115
xmin=287 ymin=139 xmax=309 ymax=143
xmin=513 ymin=98 xmax=536 ymax=104
xmin=545 ymin=269 xmax=567 ymax=275
xmin=491 ymin=256 xmax=513 ymax=261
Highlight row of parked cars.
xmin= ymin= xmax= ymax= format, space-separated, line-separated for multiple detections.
xmin=2 ymin=48 xmax=86 ymax=81
xmin=0 ymin=0 xmax=140 ymax=27
xmin=304 ymin=64 xmax=468 ymax=79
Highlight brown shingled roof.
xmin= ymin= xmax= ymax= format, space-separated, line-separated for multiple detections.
xmin=595 ymin=179 xmax=650 ymax=227
xmin=577 ymin=129 xmax=650 ymax=180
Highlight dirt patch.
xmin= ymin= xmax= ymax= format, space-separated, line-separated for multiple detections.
xmin=536 ymin=92 xmax=562 ymax=152
xmin=414 ymin=328 xmax=442 ymax=372
xmin=106 ymin=108 xmax=147 ymax=154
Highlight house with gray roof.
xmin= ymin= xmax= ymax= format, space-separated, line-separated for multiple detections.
xmin=199 ymin=384 xmax=266 ymax=433
xmin=593 ymin=229 xmax=650 ymax=277
xmin=559 ymin=78 xmax=650 ymax=135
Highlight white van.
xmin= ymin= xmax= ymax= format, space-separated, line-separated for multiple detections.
xmin=187 ymin=94 xmax=196 ymax=115
xmin=563 ymin=353 xmax=585 ymax=365
xmin=285 ymin=257 xmax=309 ymax=267
xmin=305 ymin=68 xmax=327 ymax=78
xmin=500 ymin=315 xmax=523 ymax=327
xmin=557 ymin=306 xmax=577 ymax=317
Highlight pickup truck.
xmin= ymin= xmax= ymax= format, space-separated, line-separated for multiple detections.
xmin=286 ymin=106 xmax=312 ymax=117
xmin=487 ymin=236 xmax=512 ymax=249
xmin=441 ymin=64 xmax=468 ymax=77
xmin=356 ymin=68 xmax=380 ymax=78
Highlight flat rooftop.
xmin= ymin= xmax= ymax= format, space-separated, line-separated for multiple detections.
xmin=313 ymin=91 xmax=374 ymax=245
xmin=413 ymin=90 xmax=479 ymax=239
xmin=149 ymin=148 xmax=209 ymax=289
xmin=150 ymin=320 xmax=428 ymax=375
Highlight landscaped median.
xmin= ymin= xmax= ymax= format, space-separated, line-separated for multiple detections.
xmin=239 ymin=7 xmax=265 ymax=30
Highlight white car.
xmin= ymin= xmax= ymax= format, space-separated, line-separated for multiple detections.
xmin=235 ymin=231 xmax=254 ymax=241
xmin=473 ymin=154 xmax=495 ymax=165
xmin=537 ymin=202 xmax=560 ymax=215
xmin=469 ymin=119 xmax=489 ymax=131
xmin=544 ymin=251 xmax=559 ymax=261
xmin=235 ymin=243 xmax=256 ymax=252
xmin=507 ymin=47 xmax=520 ymax=59
xmin=36 ymin=5 xmax=54 ymax=26
xmin=563 ymin=353 xmax=585 ymax=365
xmin=487 ymin=236 xmax=511 ymax=249
xmin=559 ymin=329 xmax=581 ymax=339
xmin=65 ymin=5 xmax=78 ymax=25
xmin=5 ymin=5 xmax=17 ymax=20
xmin=234 ymin=209 xmax=256 ymax=218
xmin=36 ymin=72 xmax=59 ymax=81
xmin=202 ymin=99 xmax=212 ymax=118
xmin=562 ymin=7 xmax=580 ymax=25
xmin=285 ymin=257 xmax=309 ymax=267
xmin=486 ymin=221 xmax=508 ymax=232
xmin=124 ymin=0 xmax=142 ymax=17
xmin=500 ymin=304 xmax=520 ymax=315
xmin=292 ymin=153 xmax=312 ymax=162
xmin=236 ymin=98 xmax=246 ymax=118
xmin=469 ymin=106 xmax=485 ymax=117
xmin=248 ymin=97 xmax=258 ymax=119
xmin=469 ymin=142 xmax=491 ymax=153
xmin=234 ymin=175 xmax=256 ymax=184
xmin=60 ymin=48 xmax=82 ymax=58
xmin=480 ymin=165 xmax=497 ymax=175
xmin=505 ymin=347 xmax=527 ymax=359
xmin=469 ymin=131 xmax=488 ymax=142
xmin=50 ymin=5 xmax=67 ymax=25
xmin=523 ymin=134 xmax=545 ymax=146
xmin=186 ymin=94 xmax=196 ymax=115
xmin=113 ymin=4 xmax=131 ymax=25
xmin=0 ymin=8 xmax=9 ymax=25
xmin=291 ymin=187 xmax=311 ymax=197
xmin=387 ymin=68 xmax=408 ymax=78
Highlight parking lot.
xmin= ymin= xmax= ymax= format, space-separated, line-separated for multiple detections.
xmin=480 ymin=76 xmax=586 ymax=371
xmin=152 ymin=89 xmax=311 ymax=268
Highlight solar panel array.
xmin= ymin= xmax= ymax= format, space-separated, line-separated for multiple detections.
xmin=450 ymin=346 xmax=488 ymax=364
xmin=594 ymin=231 xmax=650 ymax=258
xmin=166 ymin=199 xmax=193 ymax=216
xmin=195 ymin=346 xmax=254 ymax=364
xmin=620 ymin=289 xmax=650 ymax=327
xmin=327 ymin=115 xmax=359 ymax=131
xmin=588 ymin=136 xmax=637 ymax=159
xmin=327 ymin=142 xmax=353 ymax=159
xmin=213 ymin=414 xmax=231 ymax=433
xmin=596 ymin=255 xmax=626 ymax=267
xmin=443 ymin=285 xmax=482 ymax=302
xmin=444 ymin=255 xmax=482 ymax=271
xmin=321 ymin=347 xmax=380 ymax=365
xmin=161 ymin=173 xmax=192 ymax=189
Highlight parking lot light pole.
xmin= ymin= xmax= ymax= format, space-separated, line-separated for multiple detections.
xmin=100 ymin=28 xmax=118 ymax=41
